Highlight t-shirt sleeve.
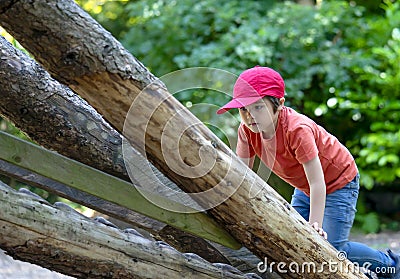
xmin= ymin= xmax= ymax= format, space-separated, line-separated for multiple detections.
xmin=236 ymin=123 xmax=255 ymax=158
xmin=288 ymin=124 xmax=319 ymax=164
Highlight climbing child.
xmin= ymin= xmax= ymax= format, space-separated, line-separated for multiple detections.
xmin=217 ymin=66 xmax=400 ymax=278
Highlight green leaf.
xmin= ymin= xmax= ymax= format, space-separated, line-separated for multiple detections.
xmin=361 ymin=212 xmax=381 ymax=234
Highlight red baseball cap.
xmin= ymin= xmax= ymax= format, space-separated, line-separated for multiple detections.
xmin=217 ymin=66 xmax=285 ymax=114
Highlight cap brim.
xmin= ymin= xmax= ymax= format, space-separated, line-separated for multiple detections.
xmin=216 ymin=96 xmax=263 ymax=114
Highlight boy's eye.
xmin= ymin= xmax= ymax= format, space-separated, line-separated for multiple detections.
xmin=240 ymin=107 xmax=247 ymax=111
xmin=255 ymin=105 xmax=264 ymax=110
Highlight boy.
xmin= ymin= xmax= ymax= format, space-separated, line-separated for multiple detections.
xmin=217 ymin=66 xmax=399 ymax=278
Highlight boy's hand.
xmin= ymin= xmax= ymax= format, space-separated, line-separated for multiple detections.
xmin=310 ymin=222 xmax=328 ymax=240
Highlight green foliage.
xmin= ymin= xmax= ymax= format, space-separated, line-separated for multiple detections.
xmin=355 ymin=212 xmax=381 ymax=234
xmin=343 ymin=0 xmax=400 ymax=189
xmin=120 ymin=0 xmax=274 ymax=76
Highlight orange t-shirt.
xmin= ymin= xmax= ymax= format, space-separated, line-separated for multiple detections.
xmin=236 ymin=106 xmax=358 ymax=195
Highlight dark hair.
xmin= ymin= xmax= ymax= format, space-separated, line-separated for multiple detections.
xmin=263 ymin=96 xmax=281 ymax=113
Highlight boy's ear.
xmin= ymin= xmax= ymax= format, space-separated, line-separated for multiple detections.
xmin=278 ymin=97 xmax=285 ymax=110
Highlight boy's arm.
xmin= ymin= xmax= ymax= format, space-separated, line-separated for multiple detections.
xmin=239 ymin=156 xmax=255 ymax=169
xmin=302 ymin=156 xmax=327 ymax=239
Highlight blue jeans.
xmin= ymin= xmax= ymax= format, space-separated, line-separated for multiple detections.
xmin=291 ymin=174 xmax=393 ymax=278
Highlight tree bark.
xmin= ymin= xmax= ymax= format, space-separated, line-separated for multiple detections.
xmin=0 ymin=35 xmax=231 ymax=264
xmin=0 ymin=181 xmax=258 ymax=279
xmin=0 ymin=1 xmax=366 ymax=278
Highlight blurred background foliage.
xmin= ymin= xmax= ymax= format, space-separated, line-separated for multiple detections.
xmin=1 ymin=0 xmax=399 ymax=232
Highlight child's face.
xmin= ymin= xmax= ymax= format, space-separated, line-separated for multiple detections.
xmin=238 ymin=98 xmax=280 ymax=134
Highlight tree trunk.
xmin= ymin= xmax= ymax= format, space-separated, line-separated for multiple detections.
xmin=0 ymin=1 xmax=366 ymax=278
xmin=0 ymin=35 xmax=231 ymax=264
xmin=0 ymin=181 xmax=258 ymax=279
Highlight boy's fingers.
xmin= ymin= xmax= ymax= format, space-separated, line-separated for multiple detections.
xmin=310 ymin=222 xmax=319 ymax=229
xmin=310 ymin=222 xmax=328 ymax=240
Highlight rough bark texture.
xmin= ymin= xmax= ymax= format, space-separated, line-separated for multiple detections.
xmin=0 ymin=181 xmax=260 ymax=279
xmin=0 ymin=35 xmax=231 ymax=265
xmin=0 ymin=36 xmax=125 ymax=179
xmin=0 ymin=1 xmax=366 ymax=278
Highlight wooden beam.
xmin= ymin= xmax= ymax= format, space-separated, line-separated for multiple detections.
xmin=0 ymin=131 xmax=240 ymax=249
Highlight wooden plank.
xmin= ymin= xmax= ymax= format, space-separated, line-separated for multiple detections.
xmin=0 ymin=158 xmax=166 ymax=232
xmin=0 ymin=131 xmax=240 ymax=249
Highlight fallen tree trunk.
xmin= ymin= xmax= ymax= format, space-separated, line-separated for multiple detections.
xmin=0 ymin=181 xmax=259 ymax=279
xmin=0 ymin=35 xmax=231 ymax=264
xmin=0 ymin=1 xmax=366 ymax=278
